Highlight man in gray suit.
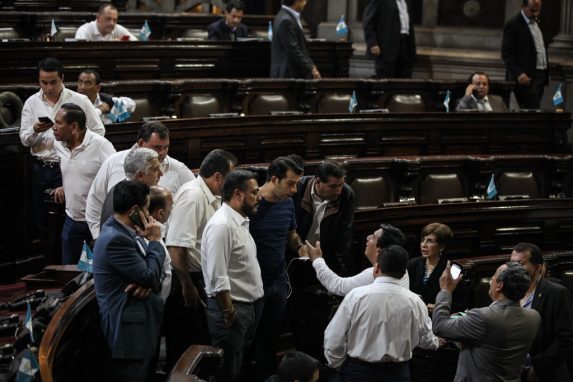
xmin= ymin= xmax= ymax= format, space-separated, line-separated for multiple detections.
xmin=456 ymin=72 xmax=509 ymax=112
xmin=433 ymin=261 xmax=540 ymax=381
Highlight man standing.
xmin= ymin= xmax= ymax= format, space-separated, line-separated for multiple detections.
xmin=163 ymin=149 xmax=237 ymax=370
xmin=292 ymin=160 xmax=355 ymax=275
xmin=249 ymin=157 xmax=306 ymax=380
xmin=363 ymin=0 xmax=416 ymax=78
xmin=201 ymin=170 xmax=263 ymax=382
xmin=456 ymin=72 xmax=509 ymax=112
xmin=433 ymin=261 xmax=540 ymax=381
xmin=207 ymin=0 xmax=249 ymax=41
xmin=52 ymin=103 xmax=115 ymax=264
xmin=75 ymin=3 xmax=138 ymax=41
xmin=270 ymin=0 xmax=321 ymax=79
xmin=510 ymin=242 xmax=573 ymax=382
xmin=324 ymin=245 xmax=439 ymax=382
xmin=77 ymin=69 xmax=136 ymax=124
xmin=502 ymin=0 xmax=548 ymax=109
xmin=93 ymin=180 xmax=165 ymax=382
xmin=19 ymin=57 xmax=105 ymax=238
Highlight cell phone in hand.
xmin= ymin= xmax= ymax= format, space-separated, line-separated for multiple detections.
xmin=450 ymin=262 xmax=463 ymax=279
xmin=38 ymin=116 xmax=53 ymax=125
xmin=129 ymin=206 xmax=145 ymax=229
xmin=120 ymin=35 xmax=131 ymax=41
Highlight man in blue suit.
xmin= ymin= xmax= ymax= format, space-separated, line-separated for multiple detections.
xmin=93 ymin=180 xmax=166 ymax=382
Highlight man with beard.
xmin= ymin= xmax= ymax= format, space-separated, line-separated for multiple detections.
xmin=201 ymin=169 xmax=263 ymax=382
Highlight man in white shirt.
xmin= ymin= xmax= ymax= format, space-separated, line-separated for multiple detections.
xmin=201 ymin=169 xmax=263 ymax=382
xmin=163 ymin=149 xmax=237 ymax=370
xmin=77 ymin=69 xmax=136 ymax=124
xmin=86 ymin=120 xmax=195 ymax=239
xmin=19 ymin=57 xmax=105 ymax=238
xmin=306 ymin=223 xmax=409 ymax=296
xmin=324 ymin=245 xmax=439 ymax=382
xmin=51 ymin=103 xmax=115 ymax=264
xmin=75 ymin=4 xmax=138 ymax=41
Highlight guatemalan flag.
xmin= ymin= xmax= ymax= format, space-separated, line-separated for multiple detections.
xmin=50 ymin=19 xmax=58 ymax=37
xmin=553 ymin=83 xmax=564 ymax=107
xmin=25 ymin=300 xmax=34 ymax=343
xmin=487 ymin=174 xmax=497 ymax=200
xmin=139 ymin=20 xmax=151 ymax=41
xmin=336 ymin=15 xmax=348 ymax=39
xmin=77 ymin=241 xmax=94 ymax=273
xmin=348 ymin=90 xmax=358 ymax=113
xmin=443 ymin=90 xmax=451 ymax=113
xmin=106 ymin=99 xmax=131 ymax=123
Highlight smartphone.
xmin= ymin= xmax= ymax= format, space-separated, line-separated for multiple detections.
xmin=38 ymin=116 xmax=53 ymax=125
xmin=120 ymin=35 xmax=131 ymax=41
xmin=129 ymin=207 xmax=145 ymax=229
xmin=471 ymin=88 xmax=479 ymax=98
xmin=450 ymin=262 xmax=463 ymax=279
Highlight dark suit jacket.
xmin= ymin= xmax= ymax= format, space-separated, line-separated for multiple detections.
xmin=292 ymin=176 xmax=355 ymax=275
xmin=93 ymin=216 xmax=165 ymax=359
xmin=362 ymin=0 xmax=416 ymax=63
xmin=270 ymin=7 xmax=314 ymax=79
xmin=207 ymin=18 xmax=248 ymax=41
xmin=501 ymin=12 xmax=549 ymax=84
xmin=455 ymin=94 xmax=509 ymax=112
xmin=433 ymin=291 xmax=540 ymax=381
xmin=530 ymin=278 xmax=573 ymax=381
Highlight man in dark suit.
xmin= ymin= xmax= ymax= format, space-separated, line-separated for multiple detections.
xmin=433 ymin=261 xmax=540 ymax=381
xmin=93 ymin=180 xmax=166 ymax=382
xmin=501 ymin=0 xmax=548 ymax=109
xmin=362 ymin=0 xmax=416 ymax=78
xmin=207 ymin=0 xmax=249 ymax=41
xmin=510 ymin=242 xmax=573 ymax=382
xmin=270 ymin=0 xmax=321 ymax=79
xmin=456 ymin=71 xmax=509 ymax=112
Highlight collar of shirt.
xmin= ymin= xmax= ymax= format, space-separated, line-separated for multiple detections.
xmin=282 ymin=5 xmax=303 ymax=29
xmin=521 ymin=9 xmax=535 ymax=25
xmin=40 ymin=85 xmax=66 ymax=106
xmin=471 ymin=94 xmax=489 ymax=103
xmin=222 ymin=202 xmax=250 ymax=228
xmin=116 ymin=215 xmax=137 ymax=236
xmin=373 ymin=276 xmax=402 ymax=285
xmin=310 ymin=178 xmax=329 ymax=206
xmin=197 ymin=175 xmax=220 ymax=207
xmin=490 ymin=299 xmax=518 ymax=308
xmin=59 ymin=128 xmax=95 ymax=154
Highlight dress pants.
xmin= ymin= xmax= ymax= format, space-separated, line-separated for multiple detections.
xmin=61 ymin=216 xmax=92 ymax=265
xmin=375 ymin=34 xmax=414 ymax=79
xmin=335 ymin=357 xmax=410 ymax=382
xmin=514 ymin=69 xmax=547 ymax=109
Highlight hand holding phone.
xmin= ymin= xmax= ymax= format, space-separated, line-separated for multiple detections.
xmin=129 ymin=206 xmax=145 ymax=229
xmin=120 ymin=35 xmax=131 ymax=41
xmin=450 ymin=262 xmax=463 ymax=279
xmin=38 ymin=116 xmax=53 ymax=125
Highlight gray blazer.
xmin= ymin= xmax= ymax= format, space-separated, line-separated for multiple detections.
xmin=455 ymin=94 xmax=508 ymax=112
xmin=433 ymin=290 xmax=540 ymax=382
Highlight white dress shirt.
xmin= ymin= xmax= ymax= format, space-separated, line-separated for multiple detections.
xmin=55 ymin=129 xmax=116 ymax=221
xmin=396 ymin=0 xmax=411 ymax=34
xmin=201 ymin=203 xmax=264 ymax=302
xmin=521 ymin=11 xmax=547 ymax=70
xmin=324 ymin=276 xmax=439 ymax=368
xmin=144 ymin=222 xmax=172 ymax=302
xmin=75 ymin=21 xmax=138 ymax=41
xmin=474 ymin=95 xmax=493 ymax=112
xmin=312 ymin=258 xmax=410 ymax=296
xmin=165 ymin=176 xmax=221 ymax=272
xmin=20 ymin=86 xmax=105 ymax=162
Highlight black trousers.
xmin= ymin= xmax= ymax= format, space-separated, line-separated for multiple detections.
xmin=514 ymin=69 xmax=547 ymax=109
xmin=375 ymin=34 xmax=414 ymax=79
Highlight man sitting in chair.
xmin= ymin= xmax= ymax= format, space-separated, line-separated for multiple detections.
xmin=456 ymin=71 xmax=508 ymax=112
xmin=207 ymin=0 xmax=248 ymax=41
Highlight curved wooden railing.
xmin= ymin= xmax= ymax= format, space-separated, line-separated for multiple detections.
xmin=167 ymin=345 xmax=224 ymax=382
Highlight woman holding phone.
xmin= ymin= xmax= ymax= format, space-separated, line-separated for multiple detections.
xmin=407 ymin=222 xmax=467 ymax=315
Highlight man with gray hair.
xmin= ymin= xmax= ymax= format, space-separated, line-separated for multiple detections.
xmin=432 ymin=261 xmax=541 ymax=381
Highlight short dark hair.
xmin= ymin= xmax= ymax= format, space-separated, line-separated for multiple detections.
xmin=60 ymin=103 xmax=86 ymax=131
xmin=421 ymin=223 xmax=453 ymax=249
xmin=286 ymin=153 xmax=305 ymax=170
xmin=113 ymin=180 xmax=149 ymax=214
xmin=80 ymin=69 xmax=102 ymax=85
xmin=266 ymin=156 xmax=303 ymax=182
xmin=283 ymin=0 xmax=297 ymax=6
xmin=226 ymin=0 xmax=244 ymax=12
xmin=499 ymin=261 xmax=531 ymax=301
xmin=199 ymin=149 xmax=238 ymax=178
xmin=315 ymin=160 xmax=346 ymax=182
xmin=513 ymin=242 xmax=543 ymax=265
xmin=468 ymin=71 xmax=490 ymax=84
xmin=377 ymin=224 xmax=406 ymax=248
xmin=98 ymin=3 xmax=117 ymax=14
xmin=137 ymin=120 xmax=169 ymax=142
xmin=377 ymin=245 xmax=409 ymax=279
xmin=38 ymin=57 xmax=63 ymax=78
xmin=222 ymin=169 xmax=257 ymax=202
xmin=277 ymin=350 xmax=321 ymax=382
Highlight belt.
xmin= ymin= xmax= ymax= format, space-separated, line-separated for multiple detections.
xmin=34 ymin=157 xmax=60 ymax=168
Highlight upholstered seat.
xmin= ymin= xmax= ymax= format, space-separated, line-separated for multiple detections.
xmin=386 ymin=94 xmax=426 ymax=112
xmin=497 ymin=172 xmax=539 ymax=198
xmin=0 ymin=92 xmax=23 ymax=128
xmin=129 ymin=98 xmax=154 ymax=121
xmin=419 ymin=173 xmax=464 ymax=204
xmin=248 ymin=94 xmax=291 ymax=115
xmin=180 ymin=95 xmax=222 ymax=118
xmin=350 ymin=177 xmax=392 ymax=210
xmin=317 ymin=93 xmax=352 ymax=114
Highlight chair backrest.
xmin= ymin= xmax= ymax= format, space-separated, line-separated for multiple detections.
xmin=247 ymin=94 xmax=290 ymax=115
xmin=419 ymin=173 xmax=464 ymax=204
xmin=54 ymin=27 xmax=77 ymax=42
xmin=180 ymin=95 xmax=222 ymax=118
xmin=0 ymin=27 xmax=20 ymax=40
xmin=317 ymin=93 xmax=352 ymax=114
xmin=350 ymin=177 xmax=392 ymax=210
xmin=386 ymin=94 xmax=426 ymax=112
xmin=129 ymin=98 xmax=154 ymax=121
xmin=497 ymin=171 xmax=539 ymax=198
xmin=181 ymin=29 xmax=208 ymax=40
xmin=0 ymin=91 xmax=23 ymax=128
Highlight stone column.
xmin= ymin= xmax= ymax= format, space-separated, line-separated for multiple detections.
xmin=549 ymin=0 xmax=573 ymax=55
xmin=317 ymin=0 xmax=349 ymax=40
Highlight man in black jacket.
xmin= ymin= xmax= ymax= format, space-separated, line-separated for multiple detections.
xmin=207 ymin=0 xmax=248 ymax=41
xmin=510 ymin=242 xmax=573 ymax=382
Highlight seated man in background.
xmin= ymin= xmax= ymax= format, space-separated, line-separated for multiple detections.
xmin=456 ymin=71 xmax=508 ymax=112
xmin=77 ymin=69 xmax=136 ymax=124
xmin=264 ymin=350 xmax=321 ymax=382
xmin=208 ymin=0 xmax=249 ymax=41
xmin=75 ymin=4 xmax=138 ymax=41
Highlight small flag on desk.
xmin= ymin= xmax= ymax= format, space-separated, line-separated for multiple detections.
xmin=443 ymin=90 xmax=451 ymax=113
xmin=15 ymin=349 xmax=39 ymax=382
xmin=139 ymin=20 xmax=151 ymax=41
xmin=348 ymin=90 xmax=357 ymax=113
xmin=267 ymin=21 xmax=273 ymax=41
xmin=487 ymin=174 xmax=497 ymax=200
xmin=77 ymin=241 xmax=94 ymax=273
xmin=24 ymin=300 xmax=34 ymax=343
xmin=50 ymin=19 xmax=58 ymax=37
xmin=553 ymin=83 xmax=564 ymax=107
xmin=336 ymin=15 xmax=348 ymax=39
